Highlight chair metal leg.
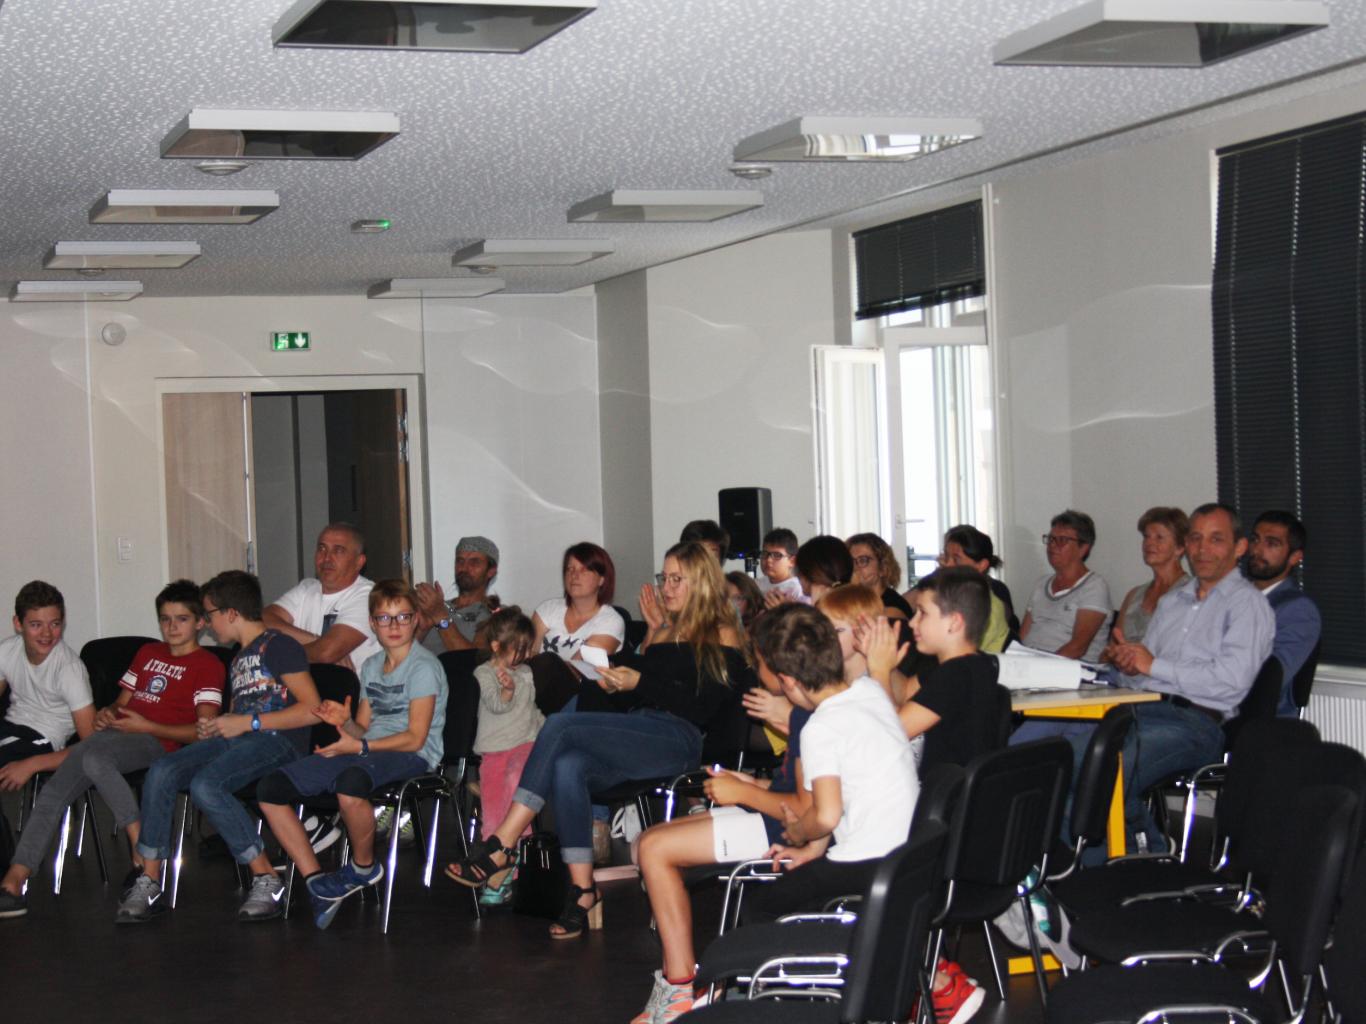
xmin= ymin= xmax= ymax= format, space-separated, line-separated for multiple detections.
xmin=423 ymin=799 xmax=441 ymax=888
xmin=85 ymin=792 xmax=109 ymax=884
xmin=282 ymin=804 xmax=304 ymax=919
xmin=51 ymin=805 xmax=72 ymax=895
xmin=75 ymin=795 xmax=89 ymax=859
xmin=168 ymin=793 xmax=190 ymax=908
xmin=981 ymin=922 xmax=1008 ymax=999
xmin=1020 ymin=894 xmax=1051 ymax=1006
xmin=380 ymin=804 xmax=402 ymax=934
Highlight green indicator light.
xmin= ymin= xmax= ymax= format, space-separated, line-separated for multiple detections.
xmin=271 ymin=331 xmax=311 ymax=351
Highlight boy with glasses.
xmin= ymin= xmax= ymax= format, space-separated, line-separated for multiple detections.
xmin=757 ymin=528 xmax=803 ymax=601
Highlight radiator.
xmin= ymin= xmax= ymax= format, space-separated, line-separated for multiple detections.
xmin=1303 ymin=678 xmax=1366 ymax=754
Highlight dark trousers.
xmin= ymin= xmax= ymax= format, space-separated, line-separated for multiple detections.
xmin=0 ymin=720 xmax=53 ymax=767
xmin=741 ymin=855 xmax=881 ymax=924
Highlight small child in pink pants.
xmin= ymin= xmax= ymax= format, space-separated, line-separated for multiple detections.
xmin=472 ymin=608 xmax=542 ymax=904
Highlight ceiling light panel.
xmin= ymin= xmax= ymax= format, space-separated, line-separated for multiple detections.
xmin=161 ymin=108 xmax=399 ymax=161
xmin=367 ymin=277 xmax=507 ymax=298
xmin=452 ymin=239 xmax=615 ymax=267
xmin=90 ymin=190 xmax=280 ymax=225
xmin=733 ymin=116 xmax=982 ymax=163
xmin=44 ymin=242 xmax=202 ymax=270
xmin=567 ymin=190 xmax=764 ymax=223
xmin=11 ymin=280 xmax=144 ymax=302
xmin=274 ymin=0 xmax=596 ymax=54
xmin=993 ymin=0 xmax=1329 ymax=67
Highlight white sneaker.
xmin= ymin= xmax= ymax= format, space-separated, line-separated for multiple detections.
xmin=116 ymin=874 xmax=166 ymax=924
xmin=308 ymin=813 xmax=343 ymax=854
xmin=237 ymin=873 xmax=286 ymax=921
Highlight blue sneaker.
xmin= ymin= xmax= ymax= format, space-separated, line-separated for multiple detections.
xmin=305 ymin=862 xmax=384 ymax=930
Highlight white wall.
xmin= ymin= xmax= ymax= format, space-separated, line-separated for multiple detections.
xmin=0 ymin=305 xmax=99 ymax=645
xmin=421 ymin=293 xmax=605 ymax=610
xmin=989 ymin=79 xmax=1366 ymax=607
xmin=646 ymin=230 xmax=837 ymax=564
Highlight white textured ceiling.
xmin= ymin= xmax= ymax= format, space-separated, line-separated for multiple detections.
xmin=0 ymin=0 xmax=1363 ymax=298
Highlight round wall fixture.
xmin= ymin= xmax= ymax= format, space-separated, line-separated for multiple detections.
xmin=101 ymin=322 xmax=127 ymax=346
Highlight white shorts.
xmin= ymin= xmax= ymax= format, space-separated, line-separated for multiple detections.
xmin=709 ymin=806 xmax=772 ymax=862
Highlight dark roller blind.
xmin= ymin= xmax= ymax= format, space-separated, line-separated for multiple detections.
xmin=853 ymin=200 xmax=984 ymax=320
xmin=1213 ymin=112 xmax=1366 ymax=666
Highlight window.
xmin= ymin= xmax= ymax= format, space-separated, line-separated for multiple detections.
xmin=812 ymin=347 xmax=889 ymax=540
xmin=1213 ymin=111 xmax=1366 ymax=666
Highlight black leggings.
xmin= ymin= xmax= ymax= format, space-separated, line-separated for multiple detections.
xmin=256 ymin=766 xmax=374 ymax=805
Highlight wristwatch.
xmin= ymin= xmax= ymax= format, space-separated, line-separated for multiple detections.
xmin=360 ymin=738 xmax=370 ymax=757
xmin=251 ymin=712 xmax=261 ymax=732
xmin=438 ymin=600 xmax=454 ymax=631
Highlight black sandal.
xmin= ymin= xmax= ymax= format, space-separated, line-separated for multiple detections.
xmin=444 ymin=836 xmax=516 ymax=890
xmin=549 ymin=883 xmax=603 ymax=939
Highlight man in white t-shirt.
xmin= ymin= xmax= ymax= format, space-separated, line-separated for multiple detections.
xmin=263 ymin=523 xmax=380 ymax=672
xmin=742 ymin=604 xmax=917 ymax=923
xmin=0 ymin=581 xmax=95 ymax=790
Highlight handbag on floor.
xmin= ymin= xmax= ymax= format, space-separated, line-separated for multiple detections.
xmin=513 ymin=831 xmax=569 ymax=920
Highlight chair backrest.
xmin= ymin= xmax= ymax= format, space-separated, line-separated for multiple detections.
xmin=79 ymin=635 xmax=158 ymax=708
xmin=1324 ymin=847 xmax=1366 ymax=1024
xmin=839 ymin=823 xmax=949 ymax=1024
xmin=944 ymin=738 xmax=1073 ymax=894
xmin=911 ymin=763 xmax=966 ymax=834
xmin=307 ymin=663 xmax=360 ymax=748
xmin=988 ymin=681 xmax=1015 ymax=750
xmin=1291 ymin=640 xmax=1322 ymax=712
xmin=527 ymin=651 xmax=580 ymax=716
xmin=700 ymin=693 xmax=751 ymax=769
xmin=1068 ymin=704 xmax=1136 ymax=849
xmin=1215 ymin=716 xmax=1320 ymax=846
xmin=1262 ymin=783 xmax=1358 ymax=983
xmin=1226 ymin=656 xmax=1284 ymax=740
xmin=612 ymin=605 xmax=649 ymax=654
xmin=437 ymin=649 xmax=482 ymax=762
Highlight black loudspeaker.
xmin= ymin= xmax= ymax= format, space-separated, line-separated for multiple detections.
xmin=718 ymin=487 xmax=772 ymax=558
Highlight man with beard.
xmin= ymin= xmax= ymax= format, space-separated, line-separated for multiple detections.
xmin=416 ymin=536 xmax=501 ymax=653
xmin=1247 ymin=511 xmax=1321 ymax=716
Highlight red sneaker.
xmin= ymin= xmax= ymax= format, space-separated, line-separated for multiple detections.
xmin=932 ymin=970 xmax=986 ymax=1024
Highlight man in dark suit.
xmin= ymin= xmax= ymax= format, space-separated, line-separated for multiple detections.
xmin=1247 ymin=511 xmax=1321 ymax=716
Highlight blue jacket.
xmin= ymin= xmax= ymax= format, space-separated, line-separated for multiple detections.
xmin=1265 ymin=582 xmax=1322 ymax=716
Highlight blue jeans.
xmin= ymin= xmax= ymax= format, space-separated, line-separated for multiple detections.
xmin=1062 ymin=701 xmax=1224 ymax=848
xmin=137 ymin=732 xmax=299 ymax=865
xmin=558 ymin=697 xmax=609 ymax=824
xmin=512 ymin=709 xmax=702 ymax=864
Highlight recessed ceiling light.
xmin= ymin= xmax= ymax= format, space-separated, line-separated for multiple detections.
xmin=993 ymin=0 xmax=1329 ymax=67
xmin=11 ymin=280 xmax=144 ymax=302
xmin=452 ymin=239 xmax=615 ymax=267
xmin=162 ymin=108 xmax=400 ymax=161
xmin=195 ymin=160 xmax=250 ymax=176
xmin=90 ymin=189 xmax=280 ymax=225
xmin=274 ymin=0 xmax=596 ymax=54
xmin=567 ymin=189 xmax=764 ymax=223
xmin=728 ymin=164 xmax=773 ymax=180
xmin=367 ymin=277 xmax=507 ymax=299
xmin=733 ymin=117 xmax=981 ymax=163
xmin=352 ymin=218 xmax=394 ymax=233
xmin=44 ymin=241 xmax=202 ymax=270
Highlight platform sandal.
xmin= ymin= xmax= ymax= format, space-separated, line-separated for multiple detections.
xmin=443 ymin=836 xmax=516 ymax=890
xmin=548 ymin=883 xmax=603 ymax=939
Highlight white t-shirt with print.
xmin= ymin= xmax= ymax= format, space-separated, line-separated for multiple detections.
xmin=0 ymin=635 xmax=93 ymax=750
xmin=273 ymin=576 xmax=382 ymax=669
xmin=534 ymin=598 xmax=626 ymax=660
xmin=800 ymin=676 xmax=918 ymax=863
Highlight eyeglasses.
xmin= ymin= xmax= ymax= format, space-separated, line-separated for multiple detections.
xmin=852 ymin=555 xmax=877 ymax=568
xmin=371 ymin=612 xmax=416 ymax=625
xmin=203 ymin=606 xmax=226 ymax=619
xmin=1042 ymin=534 xmax=1080 ymax=547
xmin=759 ymin=550 xmax=791 ymax=561
xmin=655 ymin=573 xmax=686 ymax=588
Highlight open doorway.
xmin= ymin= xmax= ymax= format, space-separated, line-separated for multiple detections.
xmin=161 ymin=383 xmax=415 ymax=603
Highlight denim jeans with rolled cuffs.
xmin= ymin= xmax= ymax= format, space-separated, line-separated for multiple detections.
xmin=137 ymin=732 xmax=299 ymax=864
xmin=511 ymin=709 xmax=702 ymax=865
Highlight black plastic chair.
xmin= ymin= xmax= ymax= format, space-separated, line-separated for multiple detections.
xmin=1323 ymin=850 xmax=1366 ymax=1024
xmin=686 ymin=824 xmax=949 ymax=1024
xmin=1045 ymin=782 xmax=1360 ymax=1024
xmin=1291 ymin=640 xmax=1321 ymax=719
xmin=79 ymin=636 xmax=158 ymax=709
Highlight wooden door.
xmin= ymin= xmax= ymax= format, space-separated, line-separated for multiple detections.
xmin=163 ymin=392 xmax=253 ymax=583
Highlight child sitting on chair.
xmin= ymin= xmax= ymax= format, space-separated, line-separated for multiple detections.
xmin=471 ymin=606 xmax=541 ymax=906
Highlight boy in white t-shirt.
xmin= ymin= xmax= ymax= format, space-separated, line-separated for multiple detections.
xmin=743 ymin=603 xmax=917 ymax=923
xmin=757 ymin=528 xmax=804 ymax=600
xmin=0 ymin=581 xmax=95 ymax=787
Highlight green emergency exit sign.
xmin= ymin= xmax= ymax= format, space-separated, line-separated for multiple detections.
xmin=271 ymin=331 xmax=311 ymax=351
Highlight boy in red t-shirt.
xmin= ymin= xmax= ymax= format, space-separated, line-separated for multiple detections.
xmin=0 ymin=580 xmax=224 ymax=918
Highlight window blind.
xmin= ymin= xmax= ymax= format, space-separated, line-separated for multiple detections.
xmin=1213 ymin=112 xmax=1366 ymax=666
xmin=853 ymin=200 xmax=984 ymax=320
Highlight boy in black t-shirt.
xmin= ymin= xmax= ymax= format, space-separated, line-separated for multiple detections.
xmin=898 ymin=566 xmax=1009 ymax=770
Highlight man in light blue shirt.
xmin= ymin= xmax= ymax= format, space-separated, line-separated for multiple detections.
xmin=1099 ymin=502 xmax=1274 ymax=848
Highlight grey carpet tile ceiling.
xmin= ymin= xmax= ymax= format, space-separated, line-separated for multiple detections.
xmin=0 ymin=0 xmax=1362 ymax=297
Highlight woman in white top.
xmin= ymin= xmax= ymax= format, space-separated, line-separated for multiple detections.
xmin=532 ymin=542 xmax=626 ymax=663
xmin=1020 ymin=509 xmax=1111 ymax=662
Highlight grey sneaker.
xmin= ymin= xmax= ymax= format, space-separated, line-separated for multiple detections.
xmin=375 ymin=806 xmax=415 ymax=847
xmin=0 ymin=888 xmax=28 ymax=919
xmin=116 ymin=874 xmax=166 ymax=924
xmin=237 ymin=873 xmax=286 ymax=922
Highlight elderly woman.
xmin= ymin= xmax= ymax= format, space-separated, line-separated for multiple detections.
xmin=1110 ymin=507 xmax=1189 ymax=646
xmin=532 ymin=541 xmax=625 ymax=663
xmin=1020 ymin=510 xmax=1111 ymax=662
xmin=847 ymin=532 xmax=912 ymax=619
xmin=446 ymin=542 xmax=752 ymax=940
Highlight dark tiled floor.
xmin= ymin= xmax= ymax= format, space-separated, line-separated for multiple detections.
xmin=3 ymin=794 xmax=1044 ymax=1024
